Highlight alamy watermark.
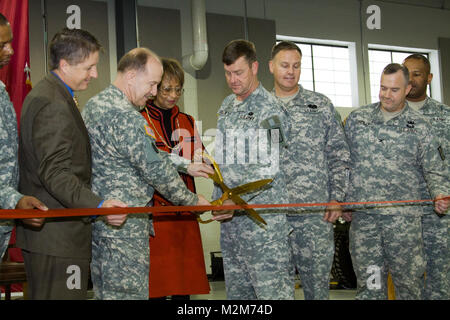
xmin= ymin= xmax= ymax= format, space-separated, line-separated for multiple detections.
xmin=366 ymin=265 xmax=382 ymax=290
xmin=166 ymin=120 xmax=282 ymax=173
xmin=66 ymin=265 xmax=81 ymax=290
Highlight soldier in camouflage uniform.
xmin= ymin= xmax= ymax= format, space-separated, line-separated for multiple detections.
xmin=0 ymin=14 xmax=47 ymax=259
xmin=344 ymin=63 xmax=449 ymax=300
xmin=0 ymin=80 xmax=18 ymax=257
xmin=403 ymin=54 xmax=450 ymax=300
xmin=82 ymin=48 xmax=212 ymax=300
xmin=211 ymin=40 xmax=294 ymax=300
xmin=268 ymin=41 xmax=351 ymax=300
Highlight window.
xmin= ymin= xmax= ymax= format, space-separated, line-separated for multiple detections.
xmin=277 ymin=36 xmax=357 ymax=107
xmin=296 ymin=43 xmax=353 ymax=107
xmin=368 ymin=48 xmax=430 ymax=103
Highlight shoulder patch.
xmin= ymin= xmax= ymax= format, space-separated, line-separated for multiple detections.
xmin=144 ymin=125 xmax=156 ymax=140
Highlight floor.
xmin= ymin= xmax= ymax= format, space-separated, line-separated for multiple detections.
xmin=191 ymin=280 xmax=357 ymax=300
xmin=3 ymin=280 xmax=357 ymax=300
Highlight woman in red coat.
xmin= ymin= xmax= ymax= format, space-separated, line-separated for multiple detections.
xmin=141 ymin=58 xmax=210 ymax=299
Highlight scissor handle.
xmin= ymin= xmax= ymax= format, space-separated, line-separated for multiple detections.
xmin=197 ymin=216 xmax=214 ymax=224
xmin=197 ymin=194 xmax=229 ymax=224
xmin=196 ymin=199 xmax=221 ymax=224
xmin=211 ymin=191 xmax=230 ymax=206
xmin=197 ymin=152 xmax=234 ymax=224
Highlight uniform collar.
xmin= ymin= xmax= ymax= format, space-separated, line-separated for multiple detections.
xmin=417 ymin=97 xmax=437 ymax=115
xmin=108 ymin=84 xmax=139 ymax=112
xmin=373 ymin=101 xmax=413 ymax=124
xmin=237 ymin=82 xmax=264 ymax=103
xmin=271 ymin=85 xmax=301 ymax=100
xmin=220 ymin=82 xmax=264 ymax=113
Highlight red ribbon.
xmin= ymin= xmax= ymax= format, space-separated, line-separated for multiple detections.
xmin=0 ymin=197 xmax=447 ymax=219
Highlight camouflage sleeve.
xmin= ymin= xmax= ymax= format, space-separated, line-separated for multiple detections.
xmin=0 ymin=112 xmax=22 ymax=209
xmin=343 ymin=112 xmax=356 ymax=203
xmin=114 ymin=120 xmax=198 ymax=206
xmin=156 ymin=115 xmax=204 ymax=174
xmin=159 ymin=151 xmax=191 ymax=174
xmin=437 ymin=106 xmax=450 ymax=170
xmin=325 ymin=105 xmax=351 ymax=202
xmin=420 ymin=131 xmax=450 ymax=199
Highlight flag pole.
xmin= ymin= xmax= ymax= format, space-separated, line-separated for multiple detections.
xmin=41 ymin=0 xmax=48 ymax=74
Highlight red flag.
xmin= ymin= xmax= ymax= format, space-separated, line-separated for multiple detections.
xmin=0 ymin=0 xmax=31 ymax=125
xmin=0 ymin=0 xmax=31 ymax=294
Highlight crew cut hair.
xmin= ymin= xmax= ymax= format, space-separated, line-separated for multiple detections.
xmin=49 ymin=28 xmax=102 ymax=70
xmin=403 ymin=54 xmax=431 ymax=74
xmin=383 ymin=63 xmax=410 ymax=85
xmin=222 ymin=39 xmax=257 ymax=66
xmin=117 ymin=47 xmax=161 ymax=74
xmin=271 ymin=41 xmax=302 ymax=60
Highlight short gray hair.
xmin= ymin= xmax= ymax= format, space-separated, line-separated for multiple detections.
xmin=383 ymin=63 xmax=409 ymax=86
xmin=49 ymin=28 xmax=102 ymax=70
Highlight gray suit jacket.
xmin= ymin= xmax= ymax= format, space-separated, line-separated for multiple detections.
xmin=16 ymin=73 xmax=102 ymax=259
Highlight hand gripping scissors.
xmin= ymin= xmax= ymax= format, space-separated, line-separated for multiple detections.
xmin=198 ymin=152 xmax=271 ymax=225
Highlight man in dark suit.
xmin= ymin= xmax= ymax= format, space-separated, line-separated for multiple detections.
xmin=17 ymin=28 xmax=127 ymax=300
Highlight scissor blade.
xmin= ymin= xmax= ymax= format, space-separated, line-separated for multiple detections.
xmin=202 ymin=152 xmax=224 ymax=183
xmin=229 ymin=179 xmax=273 ymax=196
xmin=231 ymin=194 xmax=267 ymax=226
xmin=208 ymin=172 xmax=224 ymax=186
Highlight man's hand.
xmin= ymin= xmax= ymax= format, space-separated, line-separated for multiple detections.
xmin=323 ymin=200 xmax=342 ymax=223
xmin=194 ymin=194 xmax=212 ymax=214
xmin=342 ymin=210 xmax=353 ymax=222
xmin=434 ymin=195 xmax=449 ymax=215
xmin=193 ymin=149 xmax=203 ymax=163
xmin=187 ymin=163 xmax=214 ymax=178
xmin=102 ymin=199 xmax=128 ymax=227
xmin=16 ymin=196 xmax=48 ymax=228
xmin=212 ymin=199 xmax=235 ymax=222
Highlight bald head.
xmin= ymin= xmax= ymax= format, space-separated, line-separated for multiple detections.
xmin=114 ymin=47 xmax=163 ymax=107
xmin=117 ymin=47 xmax=161 ymax=74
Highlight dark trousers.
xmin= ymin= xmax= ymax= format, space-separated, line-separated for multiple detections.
xmin=22 ymin=250 xmax=90 ymax=300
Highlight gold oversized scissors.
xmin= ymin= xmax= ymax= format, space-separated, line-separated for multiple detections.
xmin=198 ymin=152 xmax=271 ymax=225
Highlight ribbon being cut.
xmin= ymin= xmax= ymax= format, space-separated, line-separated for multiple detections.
xmin=2 ymin=151 xmax=447 ymax=223
xmin=0 ymin=197 xmax=447 ymax=220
